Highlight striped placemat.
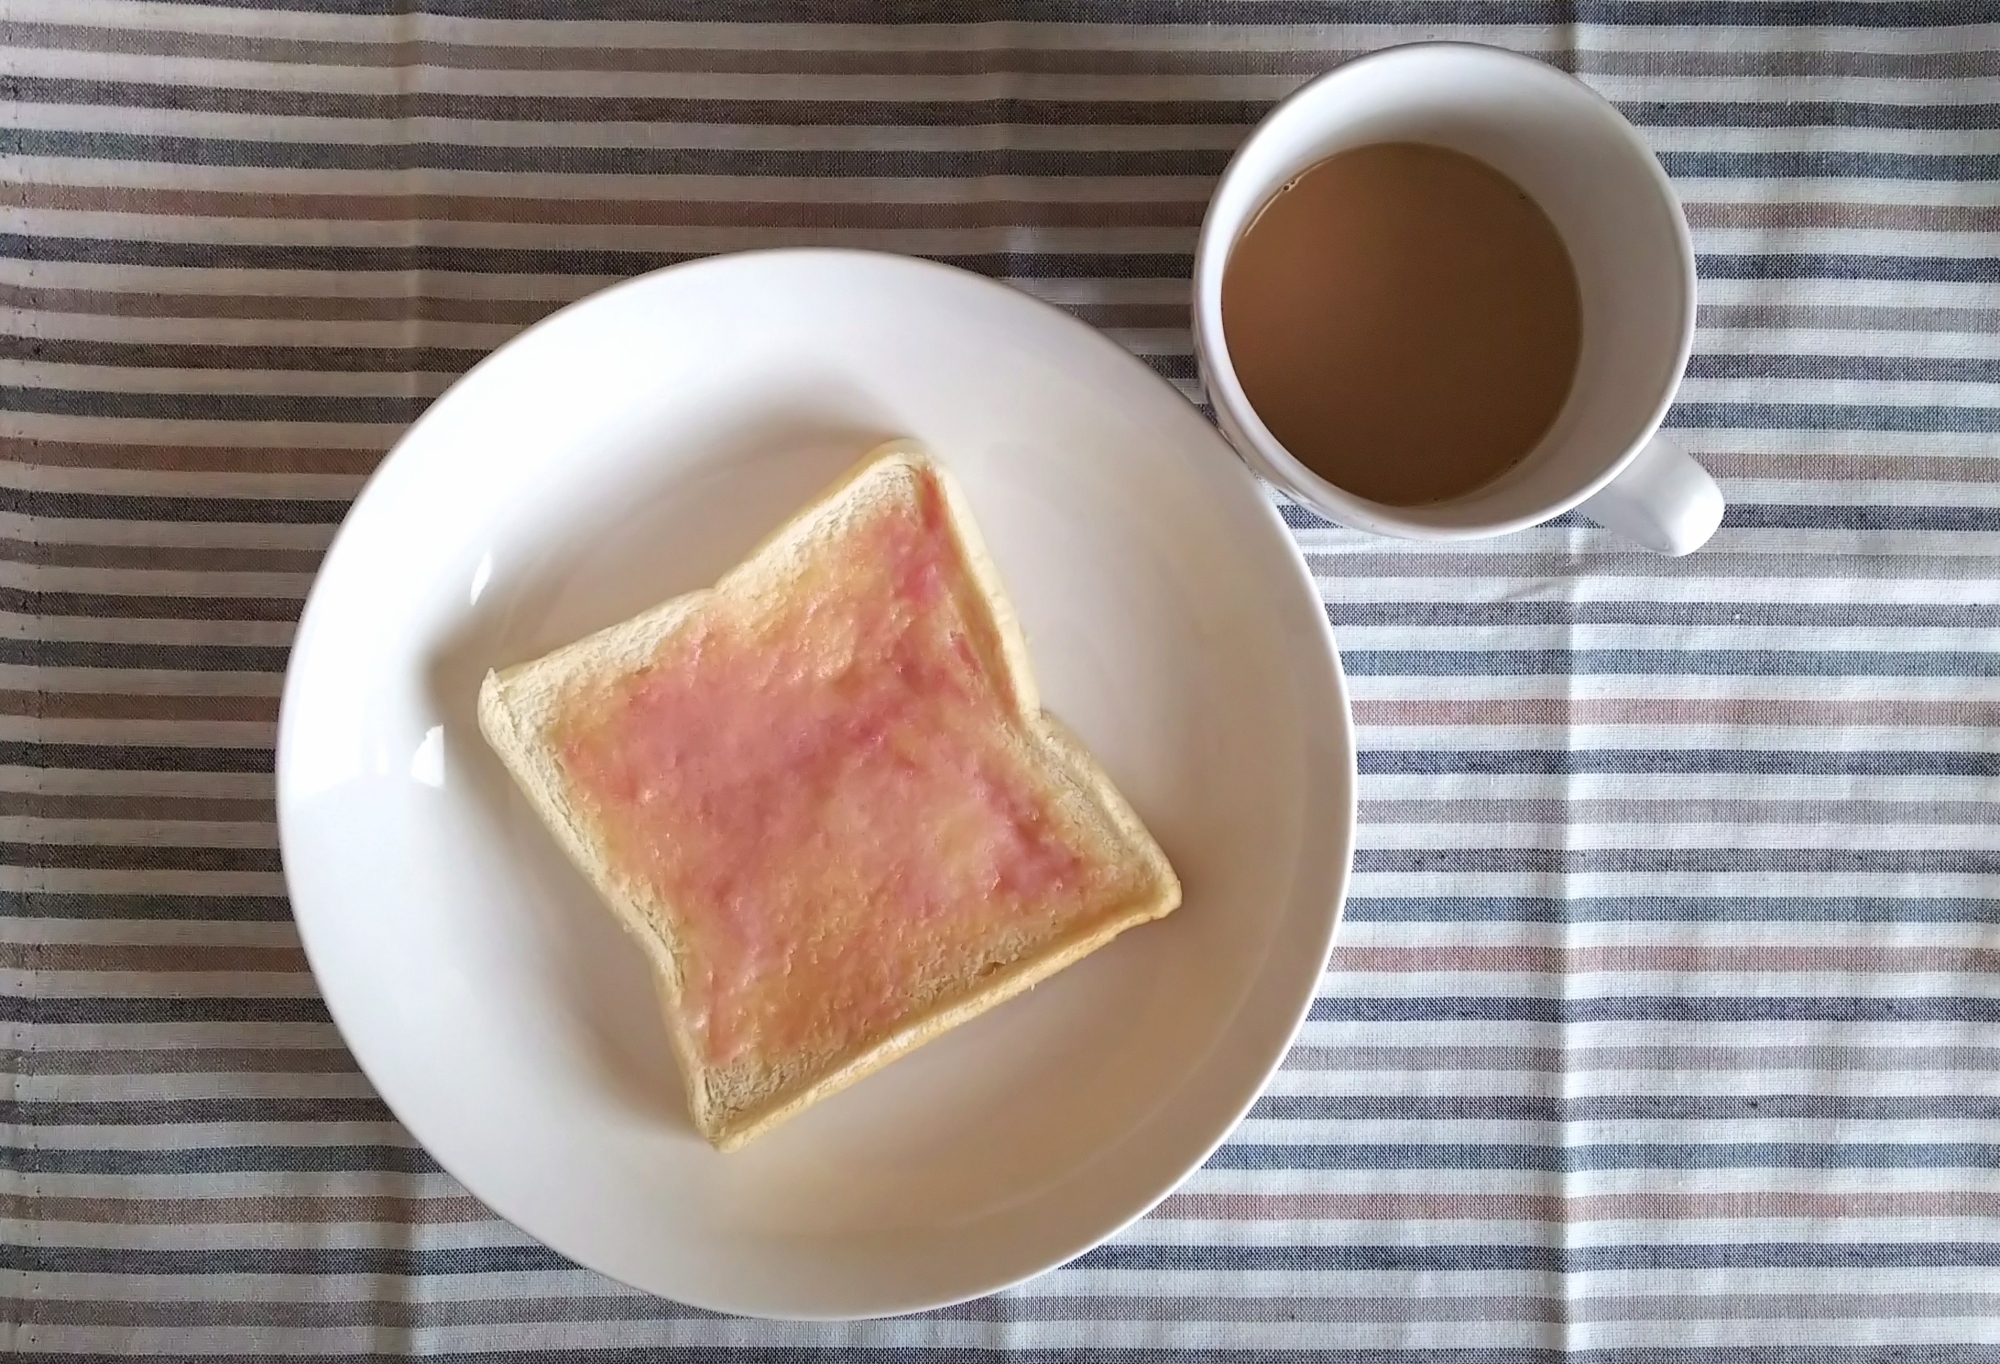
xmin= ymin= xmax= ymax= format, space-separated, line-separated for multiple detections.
xmin=7 ymin=1 xmax=1999 ymax=1356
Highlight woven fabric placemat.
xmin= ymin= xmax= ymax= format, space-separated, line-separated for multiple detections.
xmin=5 ymin=2 xmax=1998 ymax=1356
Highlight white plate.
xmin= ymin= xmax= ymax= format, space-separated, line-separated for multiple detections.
xmin=277 ymin=250 xmax=1355 ymax=1319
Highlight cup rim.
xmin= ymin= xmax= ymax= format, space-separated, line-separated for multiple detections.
xmin=1192 ymin=41 xmax=1699 ymax=540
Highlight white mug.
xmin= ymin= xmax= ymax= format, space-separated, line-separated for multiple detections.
xmin=1193 ymin=43 xmax=1724 ymax=555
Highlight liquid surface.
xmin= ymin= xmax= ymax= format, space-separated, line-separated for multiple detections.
xmin=1221 ymin=141 xmax=1583 ymax=506
xmin=555 ymin=466 xmax=1141 ymax=1071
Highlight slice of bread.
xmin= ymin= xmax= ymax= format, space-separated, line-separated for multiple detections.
xmin=478 ymin=441 xmax=1180 ymax=1150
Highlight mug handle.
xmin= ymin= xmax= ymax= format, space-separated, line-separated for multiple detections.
xmin=1578 ymin=432 xmax=1725 ymax=556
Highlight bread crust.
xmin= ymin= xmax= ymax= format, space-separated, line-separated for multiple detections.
xmin=477 ymin=441 xmax=1180 ymax=1150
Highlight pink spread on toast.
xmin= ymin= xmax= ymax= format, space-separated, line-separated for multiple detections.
xmin=553 ymin=466 xmax=1134 ymax=1069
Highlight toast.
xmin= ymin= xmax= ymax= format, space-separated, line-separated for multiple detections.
xmin=478 ymin=441 xmax=1180 ymax=1150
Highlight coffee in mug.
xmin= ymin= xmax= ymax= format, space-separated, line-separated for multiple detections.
xmin=1220 ymin=142 xmax=1581 ymax=507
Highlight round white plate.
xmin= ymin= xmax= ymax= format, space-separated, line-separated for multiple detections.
xmin=278 ymin=250 xmax=1355 ymax=1319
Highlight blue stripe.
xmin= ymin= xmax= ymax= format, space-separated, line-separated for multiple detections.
xmin=0 ymin=997 xmax=332 ymax=1024
xmin=75 ymin=987 xmax=2000 ymax=1030
xmin=0 ymin=235 xmax=1186 ymax=277
xmin=3 ymin=130 xmax=1235 ymax=176
xmin=1687 ymin=354 xmax=2000 ymax=382
xmin=1694 ymin=250 xmax=2000 ymax=281
xmin=1 ymin=1098 xmax=394 ymax=1125
xmin=1342 ymin=652 xmax=2000 ymax=677
xmin=1345 ymin=897 xmax=2000 ymax=924
xmin=0 ymin=385 xmax=430 ymax=425
xmin=1079 ymin=1242 xmax=2000 ymax=1272
xmin=0 ymin=841 xmax=281 ymax=873
xmin=1248 ymin=1095 xmax=2000 ymax=1121
xmin=1351 ymin=848 xmax=2000 ymax=872
xmin=0 ymin=893 xmax=293 ymax=921
xmin=0 ymin=639 xmax=290 ymax=673
xmin=5 ymin=82 xmax=1998 ymax=132
xmin=0 ymin=1244 xmax=572 ymax=1276
xmin=0 ymin=741 xmax=273 ymax=773
xmin=1327 ymin=600 xmax=2000 ymax=627
xmin=4 ymin=137 xmax=1996 ymax=194
xmin=0 ymin=485 xmax=352 ymax=524
xmin=1626 ymin=100 xmax=2000 ymax=131
xmin=32 ymin=1092 xmax=1989 ymax=1130
xmin=1669 ymin=403 xmax=2000 ymax=433
xmin=1 ymin=1144 xmax=442 ymax=1175
xmin=9 ymin=1238 xmax=2000 ymax=1277
xmin=1356 ymin=749 xmax=2000 ymax=775
xmin=1729 ymin=504 xmax=2000 ymax=532
xmin=1309 ymin=997 xmax=2000 ymax=1024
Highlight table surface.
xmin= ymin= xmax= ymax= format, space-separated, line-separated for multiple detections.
xmin=7 ymin=1 xmax=1999 ymax=1357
